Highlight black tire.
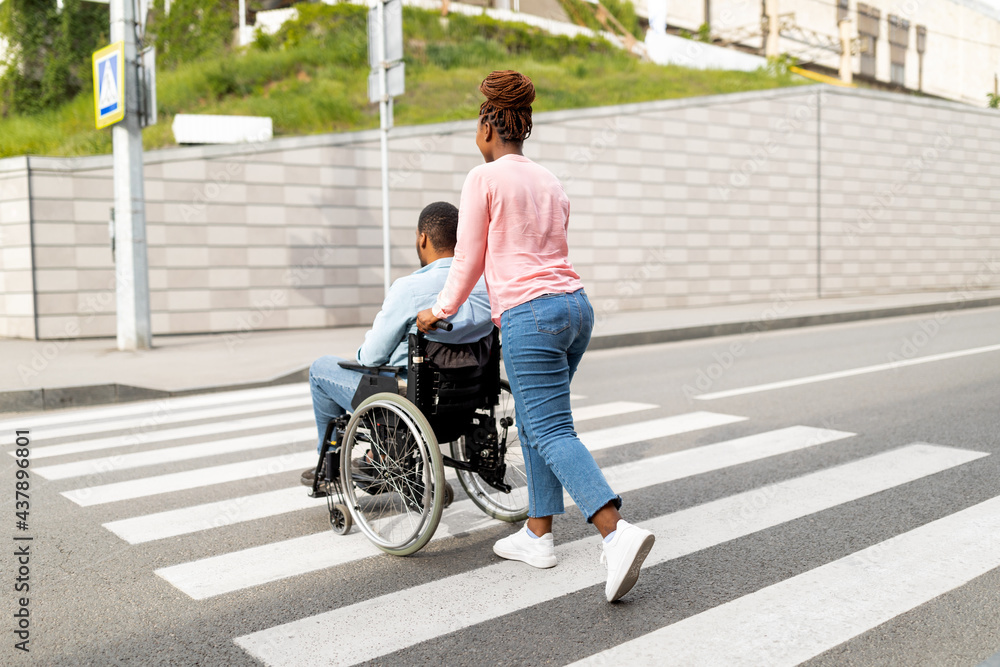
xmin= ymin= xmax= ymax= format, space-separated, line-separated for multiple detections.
xmin=451 ymin=380 xmax=529 ymax=522
xmin=340 ymin=393 xmax=445 ymax=556
xmin=329 ymin=503 xmax=352 ymax=535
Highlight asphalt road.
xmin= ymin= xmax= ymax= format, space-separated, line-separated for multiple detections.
xmin=2 ymin=305 xmax=999 ymax=666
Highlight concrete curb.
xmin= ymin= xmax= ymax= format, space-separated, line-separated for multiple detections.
xmin=587 ymin=295 xmax=1000 ymax=350
xmin=0 ymin=368 xmax=309 ymax=414
xmin=3 ymin=295 xmax=998 ymax=413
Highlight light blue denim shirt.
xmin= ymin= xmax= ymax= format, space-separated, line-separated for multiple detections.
xmin=356 ymin=257 xmax=494 ymax=368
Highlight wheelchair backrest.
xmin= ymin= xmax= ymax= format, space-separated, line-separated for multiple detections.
xmin=406 ymin=328 xmax=500 ymax=428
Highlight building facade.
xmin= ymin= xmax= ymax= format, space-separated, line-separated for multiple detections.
xmin=646 ymin=0 xmax=1000 ymax=107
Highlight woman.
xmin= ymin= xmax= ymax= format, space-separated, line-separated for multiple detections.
xmin=417 ymin=70 xmax=654 ymax=603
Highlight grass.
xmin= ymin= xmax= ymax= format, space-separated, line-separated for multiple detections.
xmin=0 ymin=3 xmax=809 ymax=158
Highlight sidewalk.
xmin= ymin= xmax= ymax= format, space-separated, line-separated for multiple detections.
xmin=3 ymin=289 xmax=999 ymax=414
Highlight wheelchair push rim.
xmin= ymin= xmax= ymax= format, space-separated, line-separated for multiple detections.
xmin=340 ymin=393 xmax=446 ymax=556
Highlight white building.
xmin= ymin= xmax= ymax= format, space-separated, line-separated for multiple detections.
xmin=640 ymin=0 xmax=1000 ymax=106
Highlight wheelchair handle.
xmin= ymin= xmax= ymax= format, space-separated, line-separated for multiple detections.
xmin=436 ymin=321 xmax=453 ymax=332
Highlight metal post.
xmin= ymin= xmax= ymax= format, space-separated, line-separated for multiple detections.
xmin=765 ymin=0 xmax=780 ymax=58
xmin=110 ymin=0 xmax=151 ymax=350
xmin=239 ymin=0 xmax=249 ymax=46
xmin=838 ymin=18 xmax=853 ymax=84
xmin=377 ymin=0 xmax=392 ymax=297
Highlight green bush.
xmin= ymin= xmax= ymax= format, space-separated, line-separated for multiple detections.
xmin=556 ymin=0 xmax=641 ymax=39
xmin=0 ymin=0 xmax=108 ymax=116
xmin=0 ymin=1 xmax=808 ymax=157
xmin=426 ymin=37 xmax=508 ymax=69
xmin=149 ymin=0 xmax=238 ymax=69
xmin=602 ymin=0 xmax=641 ymax=39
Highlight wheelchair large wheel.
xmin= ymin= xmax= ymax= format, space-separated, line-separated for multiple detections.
xmin=452 ymin=380 xmax=529 ymax=522
xmin=341 ymin=393 xmax=445 ymax=556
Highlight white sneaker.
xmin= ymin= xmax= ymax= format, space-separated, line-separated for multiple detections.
xmin=601 ymin=519 xmax=655 ymax=602
xmin=493 ymin=524 xmax=557 ymax=569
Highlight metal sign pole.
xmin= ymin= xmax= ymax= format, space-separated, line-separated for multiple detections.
xmin=110 ymin=0 xmax=151 ymax=350
xmin=377 ymin=0 xmax=392 ymax=297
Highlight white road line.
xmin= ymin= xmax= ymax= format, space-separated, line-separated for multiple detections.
xmin=103 ymin=403 xmax=669 ymax=543
xmin=35 ymin=428 xmax=315 ymax=480
xmin=157 ymin=425 xmax=851 ymax=597
xmin=105 ymin=487 xmax=327 ymax=544
xmin=601 ymin=425 xmax=854 ymax=490
xmin=695 ymin=343 xmax=1000 ymax=400
xmin=33 ymin=404 xmax=681 ymax=480
xmin=0 ymin=383 xmax=309 ymax=431
xmin=27 ymin=398 xmax=645 ymax=462
xmin=61 ymin=452 xmax=316 ymax=507
xmin=234 ymin=443 xmax=986 ymax=666
xmin=27 ymin=409 xmax=315 ymax=460
xmin=571 ymin=401 xmax=657 ymax=422
xmin=20 ymin=395 xmax=313 ymax=444
xmin=580 ymin=412 xmax=746 ymax=452
xmin=156 ymin=496 xmax=497 ymax=599
xmin=62 ymin=412 xmax=712 ymax=505
xmin=572 ymin=494 xmax=1000 ymax=667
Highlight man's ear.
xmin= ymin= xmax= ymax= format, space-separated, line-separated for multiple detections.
xmin=417 ymin=231 xmax=429 ymax=249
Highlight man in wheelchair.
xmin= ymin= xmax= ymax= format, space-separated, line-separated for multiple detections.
xmin=302 ymin=201 xmax=493 ymax=487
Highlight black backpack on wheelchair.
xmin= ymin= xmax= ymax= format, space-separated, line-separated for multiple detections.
xmin=309 ymin=327 xmax=527 ymax=556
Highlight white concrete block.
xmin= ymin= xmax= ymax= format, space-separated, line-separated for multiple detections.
xmin=172 ymin=115 xmax=273 ymax=145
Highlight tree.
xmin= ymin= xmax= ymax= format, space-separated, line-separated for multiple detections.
xmin=988 ymin=92 xmax=1000 ymax=109
xmin=149 ymin=0 xmax=238 ymax=70
xmin=0 ymin=0 xmax=107 ymax=116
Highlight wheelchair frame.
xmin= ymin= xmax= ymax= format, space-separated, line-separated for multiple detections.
xmin=308 ymin=327 xmax=528 ymax=555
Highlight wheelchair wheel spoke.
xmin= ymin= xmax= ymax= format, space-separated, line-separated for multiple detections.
xmin=451 ymin=380 xmax=529 ymax=522
xmin=341 ymin=396 xmax=443 ymax=556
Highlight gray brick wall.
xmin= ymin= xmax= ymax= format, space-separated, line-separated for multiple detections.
xmin=0 ymin=159 xmax=36 ymax=339
xmin=1 ymin=86 xmax=997 ymax=340
xmin=819 ymin=91 xmax=1000 ymax=297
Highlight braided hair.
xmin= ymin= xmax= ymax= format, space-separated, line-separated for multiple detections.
xmin=478 ymin=70 xmax=535 ymax=143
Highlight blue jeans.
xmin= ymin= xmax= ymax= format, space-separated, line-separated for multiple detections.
xmin=500 ymin=289 xmax=621 ymax=522
xmin=309 ymin=356 xmax=363 ymax=452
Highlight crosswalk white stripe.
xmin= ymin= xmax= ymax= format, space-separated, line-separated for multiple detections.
xmin=156 ymin=497 xmax=497 ymax=599
xmin=35 ymin=428 xmax=315 ymax=480
xmin=63 ymin=405 xmax=709 ymax=508
xmin=233 ymin=443 xmax=986 ymax=666
xmin=571 ymin=493 xmax=1000 ymax=667
xmin=0 ymin=383 xmax=309 ymax=431
xmin=569 ymin=401 xmax=656 ymax=422
xmin=580 ymin=412 xmax=746 ymax=452
xmin=35 ymin=402 xmax=669 ymax=480
xmin=22 ymin=396 xmax=313 ymax=444
xmin=27 ymin=409 xmax=315 ymax=460
xmin=694 ymin=343 xmax=1000 ymax=400
xmin=61 ymin=451 xmax=316 ymax=506
xmin=601 ymin=425 xmax=854 ymax=490
xmin=156 ymin=425 xmax=852 ymax=597
xmin=28 ymin=398 xmax=650 ymax=462
xmin=105 ymin=487 xmax=327 ymax=544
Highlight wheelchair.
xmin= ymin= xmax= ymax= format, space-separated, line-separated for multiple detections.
xmin=307 ymin=325 xmax=529 ymax=556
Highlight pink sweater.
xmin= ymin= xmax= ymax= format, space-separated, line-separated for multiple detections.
xmin=432 ymin=154 xmax=584 ymax=325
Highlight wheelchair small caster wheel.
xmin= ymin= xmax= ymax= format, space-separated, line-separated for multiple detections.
xmin=443 ymin=481 xmax=454 ymax=508
xmin=330 ymin=504 xmax=352 ymax=535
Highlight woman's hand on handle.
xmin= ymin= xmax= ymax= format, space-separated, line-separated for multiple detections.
xmin=416 ymin=308 xmax=442 ymax=333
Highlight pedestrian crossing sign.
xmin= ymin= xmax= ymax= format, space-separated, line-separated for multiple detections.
xmin=93 ymin=42 xmax=125 ymax=129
